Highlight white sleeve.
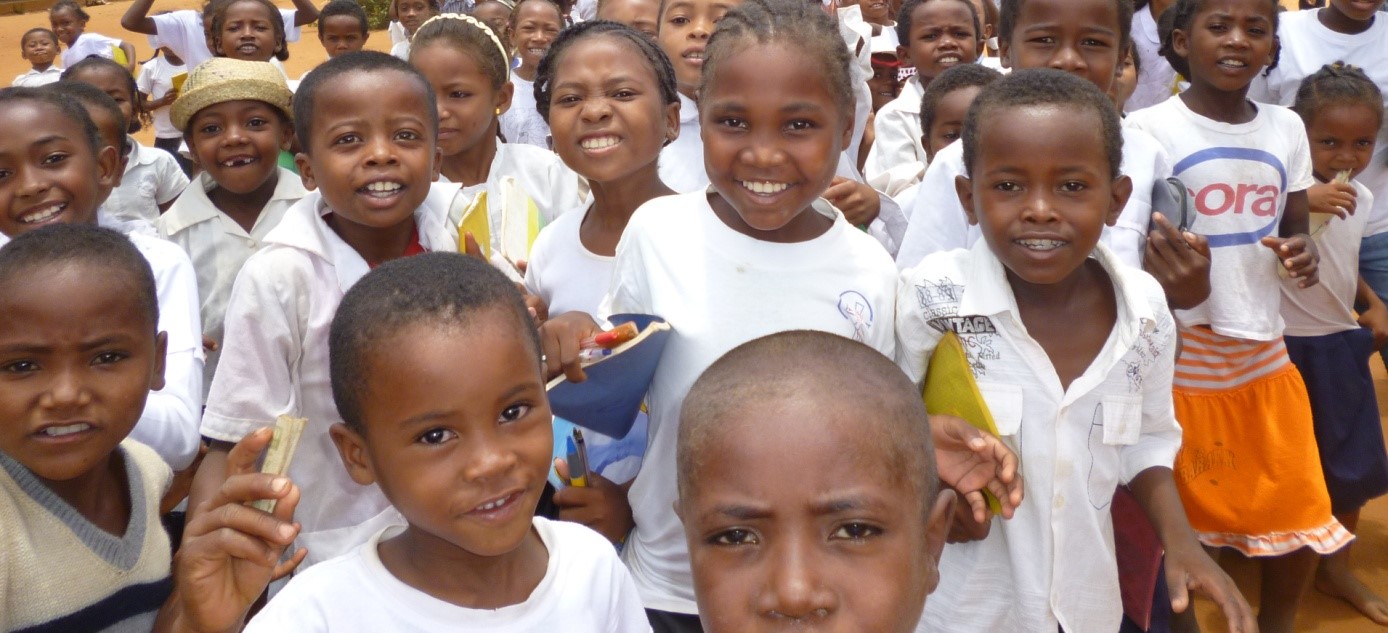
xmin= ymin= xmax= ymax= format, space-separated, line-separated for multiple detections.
xmin=1246 ymin=70 xmax=1276 ymax=104
xmin=150 ymin=12 xmax=195 ymax=62
xmin=131 ymin=242 xmax=204 ymax=470
xmin=389 ymin=21 xmax=408 ymax=45
xmin=136 ymin=63 xmax=155 ymax=95
xmin=607 ymin=554 xmax=656 ymax=633
xmin=864 ymin=104 xmax=921 ymax=183
xmin=523 ymin=227 xmax=551 ymax=301
xmin=1287 ymin=115 xmax=1315 ymax=193
xmin=280 ymin=9 xmax=302 ymax=42
xmin=895 ymin=144 xmax=972 ymax=270
xmin=893 ymin=266 xmax=944 ymax=386
xmin=202 ymin=253 xmax=304 ymax=443
xmin=1121 ymin=293 xmax=1182 ymax=483
xmin=153 ymin=153 xmax=190 ymax=205
xmin=867 ymin=192 xmax=907 ymax=257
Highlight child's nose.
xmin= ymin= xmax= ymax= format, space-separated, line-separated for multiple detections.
xmin=40 ymin=368 xmax=92 ymax=411
xmin=1048 ymin=45 xmax=1087 ymax=75
xmin=756 ymin=539 xmax=837 ymax=622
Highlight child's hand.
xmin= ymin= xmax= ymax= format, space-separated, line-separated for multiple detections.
xmin=538 ymin=312 xmax=604 ymax=382
xmin=462 ymin=231 xmax=486 ymax=261
xmin=945 ymin=495 xmax=992 ymax=543
xmin=928 ymin=414 xmax=1024 ymax=522
xmin=1163 ymin=543 xmax=1257 ymax=633
xmin=824 ymin=177 xmax=881 ymax=227
xmin=175 ymin=428 xmax=306 ymax=633
xmin=1262 ymin=234 xmax=1319 ymax=288
xmin=1307 ymin=181 xmax=1357 ymax=218
xmin=1144 ymin=212 xmax=1211 ymax=310
xmin=1358 ymin=298 xmax=1388 ymax=350
xmin=553 ymin=458 xmax=635 ymax=545
xmin=516 ymin=283 xmax=549 ymax=327
xmin=202 ymin=336 xmax=219 ymax=354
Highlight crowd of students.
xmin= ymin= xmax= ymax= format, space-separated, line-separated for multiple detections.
xmin=1 ymin=0 xmax=1387 ymax=631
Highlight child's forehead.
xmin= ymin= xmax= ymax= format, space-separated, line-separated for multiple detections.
xmin=224 ymin=0 xmax=277 ymax=18
xmin=322 ymin=13 xmax=365 ymax=27
xmin=0 ymin=101 xmax=86 ymax=143
xmin=23 ymin=31 xmax=56 ymax=44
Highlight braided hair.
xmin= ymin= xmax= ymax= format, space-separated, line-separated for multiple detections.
xmin=1292 ymin=62 xmax=1383 ymax=127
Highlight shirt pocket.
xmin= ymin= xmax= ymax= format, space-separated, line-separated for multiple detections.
xmin=1101 ymin=394 xmax=1143 ymax=446
xmin=977 ymin=383 xmax=1024 ymax=437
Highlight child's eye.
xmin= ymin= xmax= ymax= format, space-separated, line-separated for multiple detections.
xmin=785 ymin=119 xmax=816 ymax=132
xmin=92 ymin=351 xmax=127 ymax=365
xmin=246 ymin=117 xmax=268 ymax=128
xmin=669 ymin=15 xmax=689 ymax=25
xmin=1081 ymin=38 xmax=1109 ymax=48
xmin=710 ymin=528 xmax=759 ymax=546
xmin=942 ymin=131 xmax=960 ymax=141
xmin=993 ymin=181 xmax=1021 ymax=192
xmin=417 ymin=428 xmax=457 ymax=445
xmin=1 ymin=360 xmax=39 ymax=374
xmin=395 ymin=130 xmax=422 ymax=141
xmin=1060 ymin=180 xmax=1088 ymax=193
xmin=499 ymin=403 xmax=531 ymax=423
xmin=1028 ymin=36 xmax=1056 ymax=45
xmin=41 ymin=152 xmax=69 ymax=166
xmin=449 ymin=90 xmax=472 ymax=99
xmin=613 ymin=89 xmax=636 ymax=100
xmin=557 ymin=94 xmax=582 ymax=105
xmin=716 ymin=117 xmax=747 ymax=130
xmin=830 ymin=522 xmax=881 ymax=541
xmin=0 ymin=168 xmax=12 ymax=180
xmin=199 ymin=123 xmax=222 ymax=135
xmin=333 ymin=133 xmax=361 ymax=145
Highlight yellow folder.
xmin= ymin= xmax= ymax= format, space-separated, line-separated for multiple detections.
xmin=922 ymin=331 xmax=1003 ymax=514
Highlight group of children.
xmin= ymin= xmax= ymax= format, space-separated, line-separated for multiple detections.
xmin=2 ymin=0 xmax=1388 ymax=631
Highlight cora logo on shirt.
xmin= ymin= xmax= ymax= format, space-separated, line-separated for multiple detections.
xmin=1173 ymin=147 xmax=1287 ymax=248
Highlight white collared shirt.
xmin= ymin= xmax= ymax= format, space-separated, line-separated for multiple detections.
xmin=1126 ymin=4 xmax=1180 ymax=114
xmin=60 ymin=32 xmax=122 ymax=69
xmin=11 ymin=67 xmax=61 ymax=88
xmin=102 ymin=139 xmax=189 ymax=237
xmin=657 ymin=93 xmax=709 ymax=195
xmin=897 ymin=241 xmax=1181 ymax=633
xmin=157 ymin=168 xmax=307 ymax=399
xmin=203 ymin=189 xmax=452 ymax=567
xmin=865 ymin=76 xmax=927 ymax=187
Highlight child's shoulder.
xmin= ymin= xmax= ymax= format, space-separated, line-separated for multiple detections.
xmin=624 ymin=191 xmax=710 ymax=237
xmin=127 ymin=230 xmax=195 ymax=283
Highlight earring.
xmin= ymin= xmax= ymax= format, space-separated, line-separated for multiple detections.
xmin=495 ymin=108 xmax=502 ymax=115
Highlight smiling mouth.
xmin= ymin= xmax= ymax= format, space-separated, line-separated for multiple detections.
xmin=937 ymin=54 xmax=961 ymax=64
xmin=1216 ymin=57 xmax=1247 ymax=70
xmin=740 ymin=180 xmax=789 ymax=195
xmin=359 ymin=181 xmax=404 ymax=198
xmin=1016 ymin=238 xmax=1066 ymax=251
xmin=38 ymin=422 xmax=93 ymax=437
xmin=237 ymin=43 xmax=260 ymax=54
xmin=18 ymin=201 xmax=66 ymax=225
xmin=220 ymin=156 xmax=257 ymax=168
xmin=470 ymin=490 xmax=525 ymax=516
xmin=526 ymin=46 xmax=548 ymax=56
xmin=683 ymin=50 xmax=704 ymax=64
xmin=580 ymin=135 xmax=621 ymax=151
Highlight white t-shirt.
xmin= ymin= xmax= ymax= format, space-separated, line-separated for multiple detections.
xmin=103 ymin=139 xmax=189 ymax=236
xmin=865 ymin=76 xmax=927 ymax=186
xmin=657 ymin=93 xmax=709 ymax=194
xmin=245 ymin=519 xmax=652 ymax=632
xmin=1126 ymin=3 xmax=1180 ymax=114
xmin=1282 ymin=179 xmax=1378 ymax=337
xmin=894 ymin=127 xmax=1172 ymax=271
xmin=149 ymin=9 xmax=301 ymax=69
xmin=60 ymin=32 xmax=122 ymax=68
xmin=156 ymin=168 xmax=307 ymax=399
xmin=500 ymin=75 xmax=552 ymax=148
xmin=1126 ymin=96 xmax=1314 ymax=341
xmin=137 ymin=55 xmax=187 ymax=139
xmin=11 ymin=67 xmax=61 ymax=87
xmin=390 ymin=39 xmax=410 ymax=61
xmin=604 ymin=190 xmax=898 ymax=613
xmin=203 ymin=190 xmax=455 ymax=566
xmin=1248 ymin=8 xmax=1388 ymax=236
xmin=899 ymin=241 xmax=1181 ymax=633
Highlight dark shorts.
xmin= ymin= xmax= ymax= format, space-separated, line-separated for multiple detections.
xmin=647 ymin=609 xmax=702 ymax=633
xmin=1286 ymin=329 xmax=1388 ymax=513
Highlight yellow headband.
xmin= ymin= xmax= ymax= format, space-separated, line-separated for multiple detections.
xmin=414 ymin=13 xmax=511 ymax=82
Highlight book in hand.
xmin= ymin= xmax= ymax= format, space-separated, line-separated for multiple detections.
xmin=546 ymin=314 xmax=671 ymax=439
xmin=920 ymin=330 xmax=1003 ymax=515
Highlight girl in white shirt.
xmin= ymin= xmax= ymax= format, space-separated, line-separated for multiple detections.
xmin=502 ymin=0 xmax=565 ymax=147
xmin=137 ymin=47 xmax=190 ymax=175
xmin=409 ymin=13 xmax=583 ymax=280
xmin=49 ymin=0 xmax=135 ymax=73
xmin=1281 ymin=63 xmax=1388 ymax=627
xmin=526 ymin=20 xmax=681 ymax=539
xmin=1127 ymin=1 xmax=1352 ymax=630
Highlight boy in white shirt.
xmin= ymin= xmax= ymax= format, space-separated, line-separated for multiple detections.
xmin=12 ymin=28 xmax=62 ymax=88
xmin=136 ymin=46 xmax=189 ymax=174
xmin=243 ymin=253 xmax=650 ymax=632
xmin=187 ymin=52 xmax=456 ymax=567
xmin=897 ymin=68 xmax=1251 ymax=633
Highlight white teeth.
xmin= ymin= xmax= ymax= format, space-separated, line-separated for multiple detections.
xmin=1017 ymin=238 xmax=1065 ymax=250
xmin=475 ymin=495 xmax=512 ymax=512
xmin=581 ymin=136 xmax=620 ymax=150
xmin=527 ymin=47 xmax=547 ymax=55
xmin=19 ymin=202 xmax=64 ymax=224
xmin=740 ymin=180 xmax=789 ymax=195
xmin=939 ymin=55 xmax=960 ymax=64
xmin=221 ymin=156 xmax=255 ymax=167
xmin=1219 ymin=59 xmax=1246 ymax=68
xmin=364 ymin=181 xmax=402 ymax=193
xmin=42 ymin=423 xmax=91 ymax=437
xmin=686 ymin=51 xmax=704 ymax=60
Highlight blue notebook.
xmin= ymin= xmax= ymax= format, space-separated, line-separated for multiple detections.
xmin=545 ymin=314 xmax=672 ymax=439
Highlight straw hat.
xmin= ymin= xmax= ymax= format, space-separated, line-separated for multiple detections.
xmin=171 ymin=58 xmax=293 ymax=132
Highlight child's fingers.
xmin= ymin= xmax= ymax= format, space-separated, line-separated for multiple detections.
xmin=1165 ymin=568 xmax=1191 ymax=614
xmin=270 ymin=546 xmax=309 ymax=581
xmin=223 ymin=427 xmax=275 ymax=478
xmin=553 ymin=457 xmax=572 ymax=485
xmin=269 ymin=482 xmax=302 ymax=524
xmin=186 ymin=524 xmax=284 ymax=568
xmin=191 ymin=502 xmax=300 ymax=548
xmin=1199 ymin=573 xmax=1257 ymax=633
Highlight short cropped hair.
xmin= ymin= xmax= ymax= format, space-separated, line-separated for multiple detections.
xmin=700 ymin=0 xmax=855 ymax=118
xmin=962 ymin=68 xmax=1123 ymax=178
xmin=919 ymin=62 xmax=1002 ymax=136
xmin=999 ymin=0 xmax=1134 ymax=53
xmin=293 ymin=51 xmax=437 ymax=153
xmin=20 ymin=27 xmax=57 ymax=50
xmin=535 ymin=20 xmax=678 ymax=123
xmin=318 ymin=0 xmax=370 ymax=35
xmin=329 ymin=252 xmax=540 ymax=432
xmin=896 ymin=0 xmax=981 ymax=50
xmin=0 ymin=86 xmax=101 ymax=158
xmin=678 ymin=331 xmax=940 ymax=508
xmin=45 ymin=80 xmax=130 ymax=156
xmin=0 ymin=224 xmax=158 ymax=331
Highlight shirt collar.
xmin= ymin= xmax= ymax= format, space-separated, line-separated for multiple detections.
xmin=678 ymin=93 xmax=699 ymax=125
xmin=157 ymin=168 xmax=307 ymax=234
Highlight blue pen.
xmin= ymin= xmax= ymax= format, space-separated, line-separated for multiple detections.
xmin=566 ymin=433 xmax=590 ymax=487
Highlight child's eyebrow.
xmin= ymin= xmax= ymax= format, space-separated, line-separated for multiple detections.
xmin=704 ymin=503 xmax=773 ymax=521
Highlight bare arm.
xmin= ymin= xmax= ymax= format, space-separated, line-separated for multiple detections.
xmin=121 ymin=0 xmax=160 ymax=35
xmin=291 ymin=0 xmax=320 ymax=27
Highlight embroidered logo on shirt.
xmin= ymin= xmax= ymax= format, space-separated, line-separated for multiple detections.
xmin=838 ymin=291 xmax=873 ymax=342
xmin=914 ymin=277 xmax=964 ymax=319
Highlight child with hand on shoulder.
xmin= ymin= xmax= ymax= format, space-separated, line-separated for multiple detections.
xmin=239 ymin=253 xmax=651 ymax=632
xmin=3 ymin=84 xmax=203 ymax=473
xmin=898 ymin=68 xmax=1254 ymax=633
xmin=1280 ymin=63 xmax=1388 ymax=626
xmin=157 ymin=58 xmax=307 ymax=399
xmin=50 ymin=0 xmax=135 ymax=73
xmin=527 ymin=20 xmax=681 ymax=539
xmin=1127 ymin=0 xmax=1354 ymax=629
xmin=13 ymin=28 xmax=61 ymax=88
xmin=186 ymin=52 xmax=456 ymax=569
xmin=541 ymin=2 xmax=1019 ymax=628
xmin=138 ymin=46 xmax=191 ymax=176
xmin=121 ymin=0 xmax=319 ymax=70
xmin=409 ymin=13 xmax=583 ymax=281
xmin=502 ymin=0 xmax=565 ymax=147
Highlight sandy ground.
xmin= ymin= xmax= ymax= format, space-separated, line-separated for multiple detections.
xmin=1 ymin=1 xmax=1385 ymax=631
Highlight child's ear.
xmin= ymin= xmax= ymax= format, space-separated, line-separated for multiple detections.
xmin=295 ymin=152 xmax=316 ymax=191
xmin=955 ymin=174 xmax=979 ymax=226
xmin=997 ymin=39 xmax=1011 ymax=69
xmin=1171 ymin=29 xmax=1190 ymax=60
xmin=921 ymin=133 xmax=933 ymax=164
xmin=895 ymin=44 xmax=909 ymax=64
xmin=663 ymin=99 xmax=681 ymax=147
xmin=95 ymin=144 xmax=121 ymax=190
xmin=149 ymin=331 xmax=168 ymax=393
xmin=431 ymin=145 xmax=443 ymax=181
xmin=1108 ymin=174 xmax=1132 ymax=227
xmin=922 ymin=489 xmax=956 ymax=595
xmin=329 ymin=423 xmax=378 ymax=486
xmin=974 ymin=37 xmax=985 ymax=59
xmin=496 ymin=80 xmax=515 ymax=117
xmin=839 ymin=110 xmax=855 ymax=153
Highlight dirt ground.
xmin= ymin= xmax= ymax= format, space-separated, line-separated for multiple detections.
xmin=1 ymin=0 xmax=1384 ymax=630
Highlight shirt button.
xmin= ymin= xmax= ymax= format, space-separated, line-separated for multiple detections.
xmin=1054 ymin=495 xmax=1065 ymax=510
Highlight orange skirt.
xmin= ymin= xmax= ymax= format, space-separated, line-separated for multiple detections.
xmin=1173 ymin=361 xmax=1353 ymax=556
